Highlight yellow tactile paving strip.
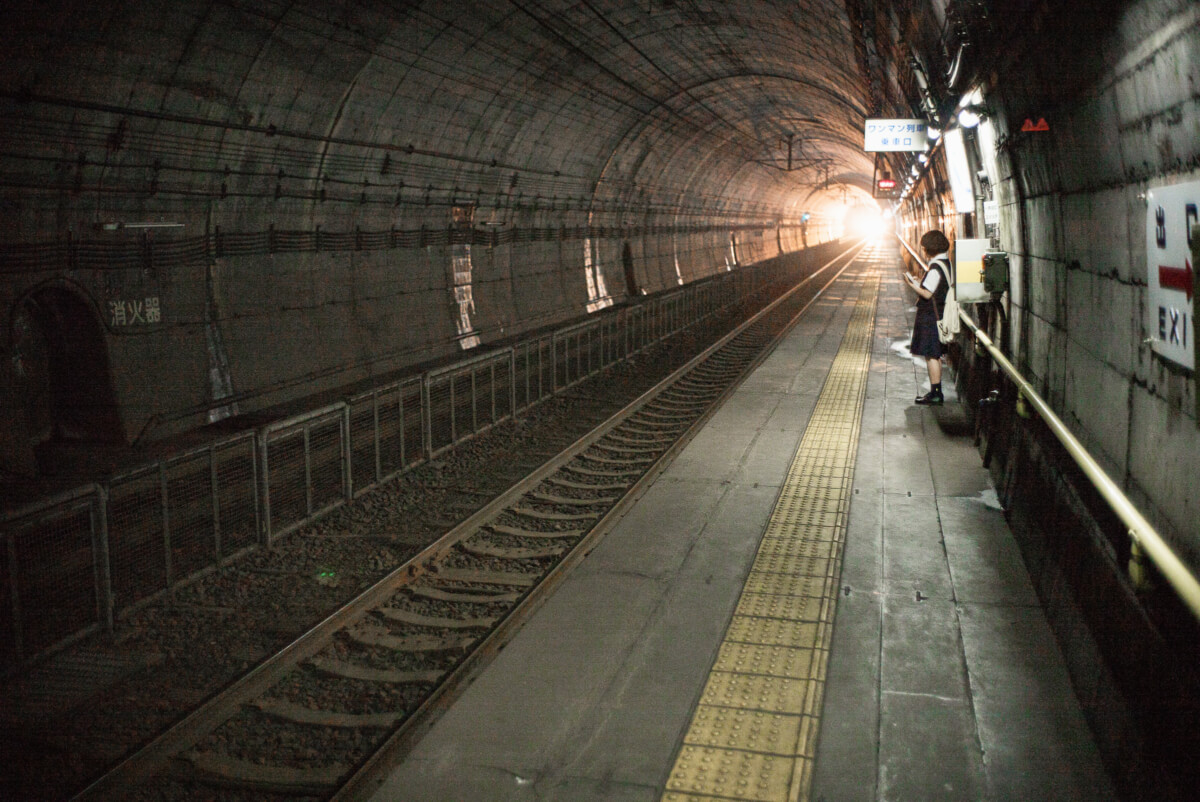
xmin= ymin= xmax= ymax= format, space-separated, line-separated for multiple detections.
xmin=662 ymin=274 xmax=879 ymax=802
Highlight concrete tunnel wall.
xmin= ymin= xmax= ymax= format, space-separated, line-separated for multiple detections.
xmin=0 ymin=0 xmax=871 ymax=471
xmin=2 ymin=0 xmax=1196 ymax=584
xmin=975 ymin=1 xmax=1200 ymax=569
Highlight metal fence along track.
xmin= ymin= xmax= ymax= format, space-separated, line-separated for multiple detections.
xmin=0 ymin=242 xmax=842 ymax=674
xmin=74 ymin=242 xmax=865 ymax=801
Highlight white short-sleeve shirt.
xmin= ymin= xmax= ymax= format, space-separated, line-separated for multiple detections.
xmin=922 ymin=253 xmax=949 ymax=292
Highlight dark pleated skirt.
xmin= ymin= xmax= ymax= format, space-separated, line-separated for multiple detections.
xmin=910 ymin=300 xmax=943 ymax=358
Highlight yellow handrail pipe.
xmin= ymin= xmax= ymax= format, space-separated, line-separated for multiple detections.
xmin=895 ymin=232 xmax=1200 ymax=620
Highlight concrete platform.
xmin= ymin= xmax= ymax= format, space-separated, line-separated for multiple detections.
xmin=368 ymin=244 xmax=1115 ymax=801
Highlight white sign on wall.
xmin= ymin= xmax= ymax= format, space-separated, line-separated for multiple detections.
xmin=984 ymin=200 xmax=999 ymax=226
xmin=1146 ymin=181 xmax=1199 ymax=369
xmin=863 ymin=119 xmax=929 ymax=152
xmin=108 ymin=296 xmax=161 ymax=327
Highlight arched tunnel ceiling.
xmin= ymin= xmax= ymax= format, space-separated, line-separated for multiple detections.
xmin=1 ymin=0 xmax=879 ymax=230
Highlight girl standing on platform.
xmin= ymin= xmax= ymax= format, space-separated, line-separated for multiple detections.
xmin=904 ymin=230 xmax=951 ymax=405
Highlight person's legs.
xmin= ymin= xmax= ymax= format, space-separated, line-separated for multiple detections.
xmin=927 ymin=357 xmax=941 ymax=386
xmin=916 ymin=356 xmax=944 ymax=404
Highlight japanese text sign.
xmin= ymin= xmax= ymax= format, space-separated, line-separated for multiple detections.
xmin=1146 ymin=181 xmax=1199 ymax=369
xmin=864 ymin=119 xmax=929 ymax=152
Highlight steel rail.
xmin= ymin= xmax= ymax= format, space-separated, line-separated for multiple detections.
xmin=334 ymin=240 xmax=869 ymax=801
xmin=895 ymin=232 xmax=1200 ymax=620
xmin=75 ymin=241 xmax=866 ymax=800
xmin=333 ymin=241 xmax=868 ymax=797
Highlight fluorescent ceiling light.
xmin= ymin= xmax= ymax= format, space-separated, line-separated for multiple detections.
xmin=943 ymin=128 xmax=975 ymax=213
xmin=957 ymin=107 xmax=982 ymax=128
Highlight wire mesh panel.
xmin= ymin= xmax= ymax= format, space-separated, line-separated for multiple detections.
xmin=493 ymin=355 xmax=514 ymax=422
xmin=645 ymin=297 xmax=662 ymax=344
xmin=616 ymin=314 xmax=630 ymax=364
xmin=370 ymin=379 xmax=424 ymax=481
xmin=428 ymin=352 xmax=511 ymax=455
xmin=453 ymin=372 xmax=474 ymax=439
xmin=401 ymin=378 xmax=424 ymax=468
xmin=374 ymin=386 xmax=403 ymax=481
xmin=559 ymin=322 xmax=604 ymax=388
xmin=308 ymin=415 xmax=346 ymax=516
xmin=348 ymin=394 xmax=378 ymax=495
xmin=475 ymin=363 xmax=495 ymax=429
xmin=264 ymin=430 xmax=307 ymax=538
xmin=514 ymin=336 xmax=553 ymax=411
xmin=214 ymin=436 xmax=257 ymax=555
xmin=427 ymin=371 xmax=456 ymax=455
xmin=627 ymin=305 xmax=647 ymax=354
xmin=470 ymin=353 xmax=512 ymax=428
xmin=554 ymin=330 xmax=577 ymax=389
xmin=165 ymin=450 xmax=216 ymax=581
xmin=2 ymin=494 xmax=101 ymax=667
xmin=107 ymin=467 xmax=167 ymax=612
xmin=599 ymin=315 xmax=621 ymax=368
xmin=585 ymin=321 xmax=604 ymax=377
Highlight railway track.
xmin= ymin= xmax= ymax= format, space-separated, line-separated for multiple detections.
xmin=77 ymin=242 xmax=866 ymax=801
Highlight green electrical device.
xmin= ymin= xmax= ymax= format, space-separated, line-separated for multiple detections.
xmin=982 ymin=251 xmax=1009 ymax=294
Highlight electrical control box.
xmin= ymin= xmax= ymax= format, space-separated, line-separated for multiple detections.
xmin=982 ymin=251 xmax=1009 ymax=294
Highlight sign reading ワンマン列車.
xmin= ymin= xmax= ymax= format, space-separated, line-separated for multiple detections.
xmin=863 ymin=119 xmax=929 ymax=152
xmin=1146 ymin=181 xmax=1199 ymax=370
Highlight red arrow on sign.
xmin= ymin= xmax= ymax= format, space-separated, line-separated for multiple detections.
xmin=1159 ymin=258 xmax=1194 ymax=300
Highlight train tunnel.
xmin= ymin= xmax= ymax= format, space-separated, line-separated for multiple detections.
xmin=1 ymin=0 xmax=1199 ymax=799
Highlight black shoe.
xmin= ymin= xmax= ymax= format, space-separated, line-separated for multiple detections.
xmin=915 ymin=390 xmax=944 ymax=405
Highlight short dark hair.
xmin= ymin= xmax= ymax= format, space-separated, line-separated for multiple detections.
xmin=920 ymin=230 xmax=950 ymax=254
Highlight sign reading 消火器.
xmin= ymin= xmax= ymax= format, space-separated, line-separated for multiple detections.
xmin=1146 ymin=181 xmax=1199 ymax=370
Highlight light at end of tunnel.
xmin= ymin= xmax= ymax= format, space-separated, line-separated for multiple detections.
xmin=843 ymin=204 xmax=892 ymax=241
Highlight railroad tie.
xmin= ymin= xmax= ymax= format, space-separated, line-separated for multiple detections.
xmin=429 ymin=566 xmax=538 ymax=586
xmin=543 ymin=477 xmax=630 ymax=492
xmin=252 ymin=697 xmax=403 ymax=729
xmin=510 ymin=506 xmax=600 ymax=522
xmin=348 ymin=622 xmax=477 ymax=652
xmin=408 ymin=585 xmax=523 ymax=603
xmin=566 ymin=464 xmax=643 ymax=478
xmin=527 ymin=491 xmax=621 ymax=506
xmin=375 ymin=606 xmax=499 ymax=629
xmin=307 ymin=656 xmax=444 ymax=684
xmin=459 ymin=539 xmax=567 ymax=560
xmin=581 ymin=451 xmax=656 ymax=466
xmin=487 ymin=523 xmax=586 ymax=539
xmin=182 ymin=752 xmax=344 ymax=794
